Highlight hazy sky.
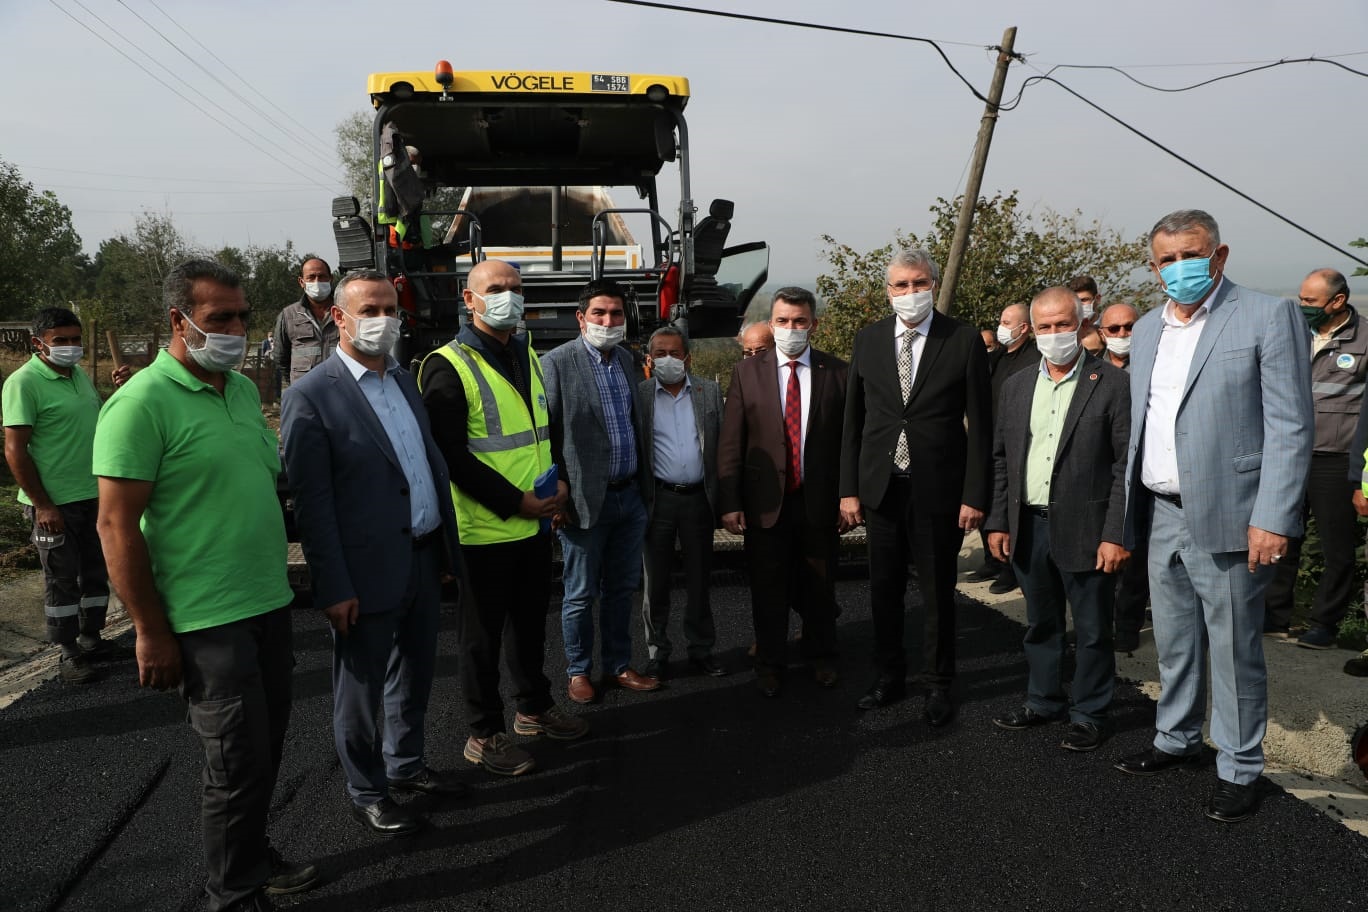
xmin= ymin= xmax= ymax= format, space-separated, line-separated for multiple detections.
xmin=4 ymin=0 xmax=1366 ymax=300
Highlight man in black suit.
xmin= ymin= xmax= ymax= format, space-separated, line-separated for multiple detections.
xmin=985 ymin=286 xmax=1131 ymax=752
xmin=840 ymin=248 xmax=992 ymax=724
xmin=719 ymin=287 xmax=850 ymax=698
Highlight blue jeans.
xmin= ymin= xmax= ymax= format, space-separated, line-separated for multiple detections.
xmin=558 ymin=486 xmax=647 ymax=677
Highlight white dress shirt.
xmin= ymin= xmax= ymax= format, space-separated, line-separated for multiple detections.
xmin=1141 ymin=279 xmax=1223 ymax=495
xmin=775 ymin=346 xmax=813 ymax=483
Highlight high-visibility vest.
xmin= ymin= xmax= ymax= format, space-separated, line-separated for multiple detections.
xmin=422 ymin=339 xmax=551 ymax=544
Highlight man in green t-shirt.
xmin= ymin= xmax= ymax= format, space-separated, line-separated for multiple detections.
xmin=2 ymin=307 xmax=130 ymax=684
xmin=93 ymin=260 xmax=316 ymax=911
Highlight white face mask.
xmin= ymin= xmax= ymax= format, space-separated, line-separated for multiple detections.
xmin=303 ymin=280 xmax=332 ymax=302
xmin=343 ymin=313 xmax=400 ymax=357
xmin=772 ymin=326 xmax=809 ymax=357
xmin=42 ymin=343 xmax=84 ymax=368
xmin=891 ymin=290 xmax=935 ymax=325
xmin=1080 ymin=304 xmax=1095 ymax=321
xmin=1035 ymin=330 xmax=1080 ymax=366
xmin=473 ymin=289 xmax=525 ymax=331
xmin=583 ymin=321 xmax=625 ymax=352
xmin=1104 ymin=336 xmax=1132 ymax=358
xmin=651 ymin=354 xmax=687 ymax=385
xmin=181 ymin=312 xmax=247 ymax=373
xmin=995 ymin=324 xmax=1020 ymax=347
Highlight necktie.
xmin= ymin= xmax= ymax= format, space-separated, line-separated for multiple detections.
xmin=784 ymin=361 xmax=802 ymax=492
xmin=894 ymin=330 xmax=914 ymax=471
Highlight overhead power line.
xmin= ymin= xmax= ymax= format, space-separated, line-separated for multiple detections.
xmin=17 ymin=164 xmax=307 ymax=186
xmin=611 ymin=0 xmax=1366 ymax=268
xmin=70 ymin=205 xmax=321 ymax=215
xmin=39 ymin=183 xmax=321 ymax=195
xmin=144 ymin=0 xmax=336 ymax=151
xmin=115 ymin=0 xmax=338 ymax=169
xmin=1037 ymin=56 xmax=1368 ymax=94
xmin=602 ymin=0 xmax=997 ymax=105
xmin=48 ymin=0 xmax=337 ymax=192
xmin=1017 ymin=62 xmax=1368 ymax=268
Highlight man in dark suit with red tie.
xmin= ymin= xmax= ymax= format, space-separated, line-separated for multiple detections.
xmin=840 ymin=248 xmax=993 ymax=725
xmin=719 ymin=287 xmax=850 ymax=698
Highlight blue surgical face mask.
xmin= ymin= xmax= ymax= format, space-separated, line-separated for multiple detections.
xmin=1158 ymin=257 xmax=1216 ymax=305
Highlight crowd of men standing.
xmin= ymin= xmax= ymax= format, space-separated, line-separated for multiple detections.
xmin=4 ymin=207 xmax=1364 ymax=909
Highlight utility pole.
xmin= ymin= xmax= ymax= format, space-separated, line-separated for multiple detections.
xmin=936 ymin=26 xmax=1017 ymax=315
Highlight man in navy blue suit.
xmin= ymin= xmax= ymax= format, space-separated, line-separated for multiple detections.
xmin=282 ymin=270 xmax=466 ymax=839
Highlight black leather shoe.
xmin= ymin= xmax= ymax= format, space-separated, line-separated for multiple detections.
xmin=1206 ymin=778 xmax=1261 ymax=823
xmin=1114 ymin=747 xmax=1202 ymax=776
xmin=1060 ymin=721 xmax=1108 ymax=752
xmin=856 ymin=674 xmax=906 ymax=710
xmin=988 ymin=576 xmax=1019 ymax=595
xmin=689 ymin=655 xmax=728 ymax=677
xmin=756 ymin=670 xmax=781 ymax=698
xmin=350 ymin=798 xmax=423 ymax=837
xmin=644 ymin=657 xmax=669 ymax=680
xmin=388 ymin=767 xmax=469 ymax=798
xmin=924 ymin=687 xmax=955 ymax=727
xmin=992 ymin=705 xmax=1064 ymax=731
xmin=966 ymin=562 xmax=1001 ymax=582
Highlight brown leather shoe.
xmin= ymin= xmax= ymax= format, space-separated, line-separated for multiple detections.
xmin=614 ymin=668 xmax=662 ymax=692
xmin=567 ymin=674 xmax=596 ymax=704
xmin=813 ymin=660 xmax=838 ymax=688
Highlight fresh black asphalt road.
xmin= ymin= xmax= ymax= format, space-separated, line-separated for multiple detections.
xmin=4 ymin=571 xmax=1368 ymax=912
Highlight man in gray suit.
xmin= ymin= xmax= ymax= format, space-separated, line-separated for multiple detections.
xmin=1115 ymin=210 xmax=1313 ymax=823
xmin=636 ymin=325 xmax=727 ymax=680
xmin=542 ymin=278 xmax=661 ymax=704
xmin=282 ymin=270 xmax=467 ymax=839
xmin=985 ymin=287 xmax=1131 ymax=752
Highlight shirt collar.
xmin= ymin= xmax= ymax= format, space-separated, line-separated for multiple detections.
xmin=778 ymin=346 xmax=812 ymax=368
xmin=151 ymin=349 xmax=218 ymax=392
xmin=654 ymin=374 xmax=693 ymax=396
xmin=1162 ymin=275 xmax=1225 ymax=326
xmin=1038 ymin=352 xmax=1084 ymax=383
xmin=27 ymin=353 xmax=64 ymax=380
xmin=336 ymin=346 xmax=399 ymax=381
xmin=581 ymin=334 xmax=615 ymax=364
xmin=894 ymin=310 xmax=935 ymax=339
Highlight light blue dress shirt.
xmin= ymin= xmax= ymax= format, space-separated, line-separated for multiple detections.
xmin=651 ymin=376 xmax=705 ymax=485
xmin=336 ymin=348 xmax=441 ymax=537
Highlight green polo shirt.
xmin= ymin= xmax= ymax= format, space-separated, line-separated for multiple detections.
xmin=1 ymin=354 xmax=102 ymax=506
xmin=1024 ymin=356 xmax=1082 ymax=507
xmin=92 ymin=351 xmax=292 ymax=633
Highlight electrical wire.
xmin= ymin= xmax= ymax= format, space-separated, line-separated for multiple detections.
xmin=69 ymin=206 xmax=321 ymax=215
xmin=38 ymin=183 xmax=321 ymax=194
xmin=16 ymin=165 xmax=307 ymax=186
xmin=1016 ymin=61 xmax=1368 ymax=268
xmin=1035 ymin=56 xmax=1368 ymax=94
xmin=602 ymin=0 xmax=996 ymax=105
xmin=145 ymin=0 xmax=337 ymax=151
xmin=48 ymin=0 xmax=338 ymax=192
xmin=115 ymin=0 xmax=338 ymax=170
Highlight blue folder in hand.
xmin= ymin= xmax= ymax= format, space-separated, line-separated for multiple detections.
xmin=535 ymin=464 xmax=559 ymax=533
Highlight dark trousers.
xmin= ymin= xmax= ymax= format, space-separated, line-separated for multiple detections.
xmin=26 ymin=499 xmax=108 ymax=648
xmin=1264 ymin=452 xmax=1359 ymax=631
xmin=1014 ymin=511 xmax=1115 ymax=723
xmin=460 ymin=534 xmax=554 ymax=738
xmin=642 ymin=485 xmax=716 ymax=661
xmin=177 ymin=606 xmax=293 ymax=912
xmin=1114 ymin=535 xmax=1151 ymax=639
xmin=332 ymin=541 xmax=440 ymax=806
xmin=866 ymin=477 xmax=959 ymax=686
xmin=745 ymin=488 xmax=838 ymax=674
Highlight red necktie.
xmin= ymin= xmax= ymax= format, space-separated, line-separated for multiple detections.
xmin=784 ymin=361 xmax=802 ymax=493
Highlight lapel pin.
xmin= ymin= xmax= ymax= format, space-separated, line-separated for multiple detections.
xmin=1089 ymin=373 xmax=1098 ymax=380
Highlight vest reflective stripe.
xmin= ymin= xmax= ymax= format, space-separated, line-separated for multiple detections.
xmin=421 ymin=339 xmax=551 ymax=545
xmin=1312 ymin=380 xmax=1365 ymax=397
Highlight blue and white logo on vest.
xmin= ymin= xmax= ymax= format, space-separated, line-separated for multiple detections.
xmin=1337 ymin=353 xmax=1356 ymax=371
xmin=538 ymin=393 xmax=547 ymax=410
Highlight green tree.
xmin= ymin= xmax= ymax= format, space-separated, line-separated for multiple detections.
xmin=813 ymin=191 xmax=1153 ymax=360
xmin=1351 ymin=237 xmax=1367 ymax=277
xmin=336 ymin=110 xmax=372 ymax=204
xmin=0 ymin=158 xmax=86 ymax=319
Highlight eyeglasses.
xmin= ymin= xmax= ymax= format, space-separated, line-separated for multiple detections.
xmin=886 ymin=280 xmax=934 ymax=293
xmin=742 ymin=347 xmax=770 ymax=358
xmin=1101 ymin=323 xmax=1134 ymax=333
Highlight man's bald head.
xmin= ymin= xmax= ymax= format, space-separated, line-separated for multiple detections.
xmin=1099 ymin=303 xmax=1139 ymax=328
xmin=739 ymin=320 xmax=774 ymax=358
xmin=1030 ymin=286 xmax=1084 ymax=328
xmin=467 ymin=259 xmax=522 ymax=295
xmin=1000 ymin=303 xmax=1028 ymax=327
